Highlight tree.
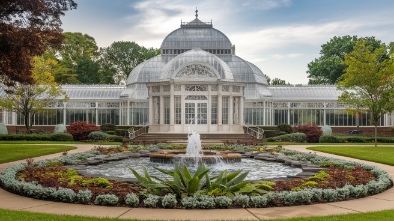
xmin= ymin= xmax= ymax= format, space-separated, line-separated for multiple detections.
xmin=271 ymin=78 xmax=288 ymax=85
xmin=307 ymin=36 xmax=384 ymax=84
xmin=338 ymin=40 xmax=394 ymax=147
xmin=0 ymin=0 xmax=77 ymax=86
xmin=53 ymin=32 xmax=100 ymax=84
xmin=0 ymin=56 xmax=68 ymax=133
xmin=59 ymin=32 xmax=99 ymax=65
xmin=99 ymin=41 xmax=160 ymax=84
xmin=75 ymin=56 xmax=100 ymax=84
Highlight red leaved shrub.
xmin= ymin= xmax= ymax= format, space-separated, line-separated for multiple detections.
xmin=66 ymin=121 xmax=100 ymax=141
xmin=294 ymin=124 xmax=322 ymax=143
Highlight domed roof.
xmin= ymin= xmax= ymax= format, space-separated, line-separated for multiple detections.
xmin=161 ymin=18 xmax=232 ymax=51
xmin=159 ymin=48 xmax=234 ymax=82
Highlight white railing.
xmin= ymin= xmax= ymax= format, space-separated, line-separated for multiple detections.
xmin=243 ymin=125 xmax=264 ymax=140
xmin=128 ymin=125 xmax=149 ymax=139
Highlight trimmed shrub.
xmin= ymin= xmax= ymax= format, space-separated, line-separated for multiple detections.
xmin=267 ymin=132 xmax=306 ymax=142
xmin=53 ymin=124 xmax=67 ymax=133
xmin=264 ymin=130 xmax=282 ymax=138
xmin=114 ymin=129 xmax=128 ymax=137
xmin=67 ymin=121 xmax=100 ymax=141
xmin=162 ymin=193 xmax=177 ymax=208
xmin=337 ymin=136 xmax=366 ymax=143
xmin=106 ymin=135 xmax=124 ymax=142
xmin=294 ymin=124 xmax=322 ymax=143
xmin=250 ymin=195 xmax=268 ymax=208
xmin=319 ymin=135 xmax=339 ymax=143
xmin=321 ymin=125 xmax=332 ymax=135
xmin=94 ymin=194 xmax=119 ymax=206
xmin=0 ymin=134 xmax=52 ymax=141
xmin=143 ymin=194 xmax=160 ymax=208
xmin=214 ymin=196 xmax=232 ymax=208
xmin=0 ymin=123 xmax=8 ymax=134
xmin=277 ymin=124 xmax=292 ymax=134
xmin=88 ymin=131 xmax=108 ymax=140
xmin=232 ymin=194 xmax=249 ymax=208
xmin=100 ymin=123 xmax=116 ymax=132
xmin=51 ymin=133 xmax=74 ymax=141
xmin=76 ymin=190 xmax=92 ymax=204
xmin=125 ymin=193 xmax=140 ymax=207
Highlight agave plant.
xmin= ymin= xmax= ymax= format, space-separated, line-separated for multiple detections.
xmin=154 ymin=163 xmax=210 ymax=198
xmin=130 ymin=163 xmax=210 ymax=198
xmin=129 ymin=167 xmax=168 ymax=195
xmin=207 ymin=170 xmax=250 ymax=197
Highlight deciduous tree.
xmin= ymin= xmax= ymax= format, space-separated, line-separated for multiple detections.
xmin=0 ymin=0 xmax=77 ymax=86
xmin=338 ymin=40 xmax=394 ymax=146
xmin=0 ymin=56 xmax=68 ymax=133
xmin=99 ymin=41 xmax=160 ymax=84
xmin=307 ymin=36 xmax=385 ymax=84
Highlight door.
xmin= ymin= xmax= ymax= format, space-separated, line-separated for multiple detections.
xmin=185 ymin=102 xmax=207 ymax=125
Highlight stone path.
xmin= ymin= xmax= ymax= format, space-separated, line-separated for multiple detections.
xmin=0 ymin=144 xmax=393 ymax=220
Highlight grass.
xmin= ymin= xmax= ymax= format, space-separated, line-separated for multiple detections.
xmin=0 ymin=144 xmax=77 ymax=163
xmin=307 ymin=145 xmax=394 ymax=166
xmin=0 ymin=208 xmax=394 ymax=221
xmin=1 ymin=143 xmax=393 ymax=220
xmin=0 ymin=140 xmax=122 ymax=145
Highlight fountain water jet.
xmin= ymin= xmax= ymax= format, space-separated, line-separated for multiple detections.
xmin=149 ymin=130 xmax=241 ymax=165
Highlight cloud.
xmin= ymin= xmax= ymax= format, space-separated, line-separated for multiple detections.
xmin=239 ymin=0 xmax=292 ymax=9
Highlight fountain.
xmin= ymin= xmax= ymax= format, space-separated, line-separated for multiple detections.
xmin=150 ymin=129 xmax=241 ymax=164
xmin=85 ymin=129 xmax=303 ymax=180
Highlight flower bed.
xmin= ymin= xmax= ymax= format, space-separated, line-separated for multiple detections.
xmin=0 ymin=147 xmax=392 ymax=209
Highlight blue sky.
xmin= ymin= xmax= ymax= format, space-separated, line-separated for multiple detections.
xmin=61 ymin=0 xmax=394 ymax=84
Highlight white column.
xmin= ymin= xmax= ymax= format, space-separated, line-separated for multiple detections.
xmin=148 ymin=95 xmax=153 ymax=125
xmin=126 ymin=100 xmax=130 ymax=125
xmin=239 ymin=96 xmax=244 ymax=125
xmin=63 ymin=102 xmax=67 ymax=125
xmin=218 ymin=85 xmax=222 ymax=126
xmin=170 ymin=85 xmax=175 ymax=130
xmin=229 ymin=96 xmax=233 ymax=125
xmin=207 ymin=85 xmax=211 ymax=132
xmin=159 ymin=96 xmax=164 ymax=125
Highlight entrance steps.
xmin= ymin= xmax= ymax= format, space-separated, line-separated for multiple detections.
xmin=133 ymin=133 xmax=257 ymax=145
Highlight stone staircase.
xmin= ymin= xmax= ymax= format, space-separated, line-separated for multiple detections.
xmin=132 ymin=132 xmax=258 ymax=145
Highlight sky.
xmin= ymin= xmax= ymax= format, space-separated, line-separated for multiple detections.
xmin=61 ymin=0 xmax=394 ymax=84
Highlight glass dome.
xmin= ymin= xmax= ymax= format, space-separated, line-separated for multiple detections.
xmin=159 ymin=48 xmax=234 ymax=82
xmin=161 ymin=18 xmax=233 ymax=55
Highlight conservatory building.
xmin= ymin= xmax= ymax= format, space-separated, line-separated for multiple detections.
xmin=1 ymin=13 xmax=393 ymax=131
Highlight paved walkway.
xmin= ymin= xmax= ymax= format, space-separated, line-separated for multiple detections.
xmin=0 ymin=144 xmax=393 ymax=220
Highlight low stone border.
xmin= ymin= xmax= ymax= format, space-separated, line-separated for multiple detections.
xmin=65 ymin=149 xmax=324 ymax=183
xmin=0 ymin=149 xmax=392 ymax=208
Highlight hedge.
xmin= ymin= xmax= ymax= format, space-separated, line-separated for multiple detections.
xmin=319 ymin=135 xmax=394 ymax=143
xmin=0 ymin=133 xmax=73 ymax=141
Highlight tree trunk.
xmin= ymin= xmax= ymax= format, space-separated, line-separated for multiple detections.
xmin=24 ymin=113 xmax=31 ymax=134
xmin=374 ymin=123 xmax=378 ymax=147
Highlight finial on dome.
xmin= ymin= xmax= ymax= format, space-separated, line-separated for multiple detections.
xmin=195 ymin=7 xmax=198 ymax=18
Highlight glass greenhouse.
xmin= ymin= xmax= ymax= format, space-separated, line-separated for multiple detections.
xmin=1 ymin=14 xmax=393 ymax=132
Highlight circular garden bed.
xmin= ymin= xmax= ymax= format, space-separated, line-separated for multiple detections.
xmin=0 ymin=145 xmax=392 ymax=209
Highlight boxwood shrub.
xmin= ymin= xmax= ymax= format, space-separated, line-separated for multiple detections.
xmin=51 ymin=133 xmax=74 ymax=141
xmin=0 ymin=149 xmax=392 ymax=209
xmin=267 ymin=133 xmax=306 ymax=142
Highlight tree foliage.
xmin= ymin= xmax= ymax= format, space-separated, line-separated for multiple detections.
xmin=338 ymin=40 xmax=394 ymax=146
xmin=0 ymin=56 xmax=68 ymax=133
xmin=0 ymin=0 xmax=77 ymax=86
xmin=307 ymin=36 xmax=385 ymax=85
xmin=99 ymin=41 xmax=160 ymax=84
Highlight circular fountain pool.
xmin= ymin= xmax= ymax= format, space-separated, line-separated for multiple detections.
xmin=85 ymin=157 xmax=303 ymax=180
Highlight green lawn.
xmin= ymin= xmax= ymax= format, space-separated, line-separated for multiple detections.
xmin=1 ymin=143 xmax=394 ymax=220
xmin=0 ymin=144 xmax=77 ymax=163
xmin=0 ymin=140 xmax=121 ymax=145
xmin=307 ymin=145 xmax=394 ymax=166
xmin=0 ymin=208 xmax=394 ymax=221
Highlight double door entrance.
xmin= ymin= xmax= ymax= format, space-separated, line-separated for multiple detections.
xmin=185 ymin=101 xmax=207 ymax=125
